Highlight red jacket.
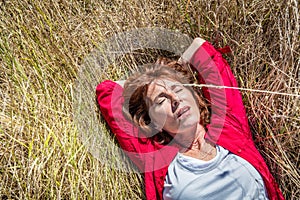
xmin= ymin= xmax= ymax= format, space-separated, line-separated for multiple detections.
xmin=96 ymin=41 xmax=284 ymax=200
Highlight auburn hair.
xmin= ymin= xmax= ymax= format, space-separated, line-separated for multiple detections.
xmin=122 ymin=58 xmax=210 ymax=144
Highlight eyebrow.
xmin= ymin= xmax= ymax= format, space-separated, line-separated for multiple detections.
xmin=152 ymin=84 xmax=180 ymax=102
xmin=171 ymin=84 xmax=179 ymax=90
xmin=153 ymin=92 xmax=166 ymax=102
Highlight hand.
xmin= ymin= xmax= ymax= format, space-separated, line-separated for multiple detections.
xmin=179 ymin=38 xmax=206 ymax=64
xmin=114 ymin=80 xmax=125 ymax=87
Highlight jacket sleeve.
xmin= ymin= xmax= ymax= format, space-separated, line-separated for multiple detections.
xmin=189 ymin=41 xmax=252 ymax=143
xmin=96 ymin=80 xmax=146 ymax=171
xmin=96 ymin=80 xmax=178 ymax=173
xmin=190 ymin=42 xmax=285 ymax=200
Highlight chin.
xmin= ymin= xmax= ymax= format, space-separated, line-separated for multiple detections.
xmin=181 ymin=115 xmax=199 ymax=127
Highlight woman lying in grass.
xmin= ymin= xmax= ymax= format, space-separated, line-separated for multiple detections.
xmin=96 ymin=38 xmax=284 ymax=199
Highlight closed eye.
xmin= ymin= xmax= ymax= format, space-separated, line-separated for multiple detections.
xmin=175 ymin=88 xmax=183 ymax=93
xmin=171 ymin=84 xmax=184 ymax=93
xmin=157 ymin=98 xmax=166 ymax=105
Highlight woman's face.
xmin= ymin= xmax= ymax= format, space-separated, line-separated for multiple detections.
xmin=146 ymin=79 xmax=201 ymax=137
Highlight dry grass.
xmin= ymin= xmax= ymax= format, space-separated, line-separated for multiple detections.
xmin=0 ymin=0 xmax=299 ymax=199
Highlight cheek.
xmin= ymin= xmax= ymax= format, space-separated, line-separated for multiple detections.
xmin=148 ymin=106 xmax=169 ymax=129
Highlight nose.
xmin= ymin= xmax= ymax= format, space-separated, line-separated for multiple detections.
xmin=170 ymin=93 xmax=180 ymax=113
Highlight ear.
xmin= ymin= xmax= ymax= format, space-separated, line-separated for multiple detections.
xmin=155 ymin=126 xmax=163 ymax=133
xmin=148 ymin=121 xmax=162 ymax=133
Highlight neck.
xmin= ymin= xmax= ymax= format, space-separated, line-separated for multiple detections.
xmin=179 ymin=124 xmax=216 ymax=161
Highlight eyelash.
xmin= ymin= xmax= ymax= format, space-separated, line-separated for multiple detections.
xmin=156 ymin=88 xmax=183 ymax=105
xmin=158 ymin=99 xmax=166 ymax=105
xmin=175 ymin=89 xmax=183 ymax=93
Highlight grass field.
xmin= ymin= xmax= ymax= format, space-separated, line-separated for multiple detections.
xmin=0 ymin=0 xmax=299 ymax=199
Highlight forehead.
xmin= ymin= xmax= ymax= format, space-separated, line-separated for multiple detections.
xmin=146 ymin=79 xmax=182 ymax=98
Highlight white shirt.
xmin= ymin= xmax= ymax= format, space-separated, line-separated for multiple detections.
xmin=163 ymin=145 xmax=269 ymax=200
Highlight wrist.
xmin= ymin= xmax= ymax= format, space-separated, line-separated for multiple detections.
xmin=181 ymin=38 xmax=206 ymax=62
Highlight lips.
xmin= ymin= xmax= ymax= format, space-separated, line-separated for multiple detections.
xmin=176 ymin=106 xmax=190 ymax=118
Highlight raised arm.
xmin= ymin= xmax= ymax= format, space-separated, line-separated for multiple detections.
xmin=96 ymin=80 xmax=177 ymax=173
xmin=181 ymin=38 xmax=251 ymax=142
xmin=96 ymin=80 xmax=146 ymax=170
